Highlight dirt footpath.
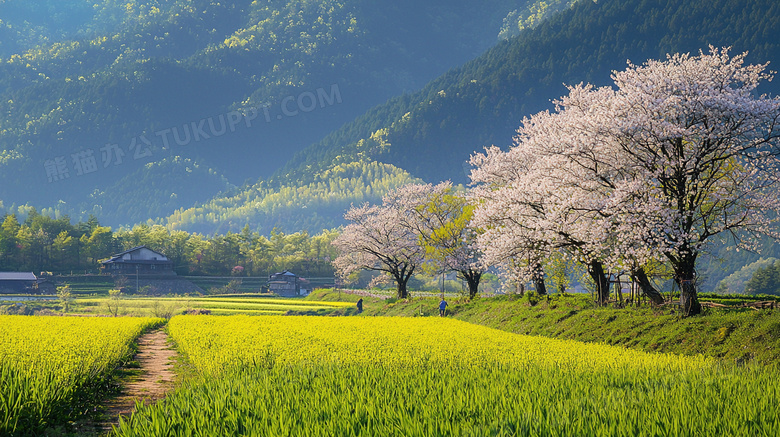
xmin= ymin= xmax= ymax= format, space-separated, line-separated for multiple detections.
xmin=101 ymin=329 xmax=177 ymax=431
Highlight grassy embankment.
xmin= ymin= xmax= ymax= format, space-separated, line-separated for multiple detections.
xmin=303 ymin=289 xmax=780 ymax=366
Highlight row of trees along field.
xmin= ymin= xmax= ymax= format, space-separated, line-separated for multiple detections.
xmin=334 ymin=182 xmax=482 ymax=299
xmin=333 ymin=48 xmax=780 ymax=316
xmin=0 ymin=210 xmax=338 ymax=277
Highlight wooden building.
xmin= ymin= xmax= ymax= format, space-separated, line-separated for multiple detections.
xmin=268 ymin=270 xmax=309 ymax=297
xmin=101 ymin=246 xmax=174 ymax=275
xmin=0 ymin=272 xmax=38 ymax=294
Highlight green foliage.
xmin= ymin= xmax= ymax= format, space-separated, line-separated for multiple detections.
xmin=416 ymin=187 xmax=474 ymax=273
xmin=160 ymin=160 xmax=421 ymax=234
xmin=714 ymin=257 xmax=778 ymax=294
xmin=543 ymin=252 xmax=577 ymax=294
xmin=498 ymin=0 xmax=584 ymax=40
xmin=56 ymin=284 xmax=72 ymax=312
xmin=0 ymin=212 xmax=341 ymax=278
xmin=208 ymin=279 xmax=243 ymax=295
xmin=149 ymin=299 xmax=179 ymax=319
xmin=745 ymin=260 xmax=780 ymax=295
xmin=86 ymin=156 xmax=233 ymax=226
xmin=106 ymin=288 xmax=123 ymax=316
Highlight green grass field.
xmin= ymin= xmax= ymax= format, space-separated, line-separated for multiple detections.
xmin=69 ymin=294 xmax=355 ymax=317
xmin=2 ymin=287 xmax=779 ymax=436
xmin=111 ymin=315 xmax=780 ymax=436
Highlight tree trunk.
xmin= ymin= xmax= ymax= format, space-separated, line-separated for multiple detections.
xmin=393 ymin=264 xmax=414 ymax=300
xmin=461 ymin=270 xmax=482 ymax=300
xmin=631 ymin=268 xmax=665 ymax=305
xmin=673 ymin=252 xmax=701 ymax=316
xmin=588 ymin=260 xmax=610 ymax=305
xmin=396 ymin=281 xmax=409 ymax=299
xmin=532 ymin=262 xmax=547 ymax=296
xmin=678 ymin=274 xmax=701 ymax=316
xmin=396 ymin=277 xmax=409 ymax=299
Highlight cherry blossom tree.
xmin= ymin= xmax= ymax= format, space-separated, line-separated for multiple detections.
xmin=332 ymin=198 xmax=424 ymax=299
xmin=603 ymin=48 xmax=780 ymax=314
xmin=469 ymin=129 xmax=615 ymax=302
xmin=387 ymin=182 xmax=486 ymax=299
xmin=467 ymin=145 xmax=552 ymax=297
xmin=471 ymin=47 xmax=780 ymax=315
xmin=470 ymin=84 xmax=665 ymax=305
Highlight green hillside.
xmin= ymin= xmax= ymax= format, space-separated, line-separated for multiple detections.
xmin=85 ymin=155 xmax=233 ymax=226
xmin=304 ymin=290 xmax=780 ymax=366
xmin=158 ymin=0 xmax=780 ymax=290
xmin=167 ymin=0 xmax=780 ymax=234
xmin=0 ymin=0 xmax=531 ymax=224
xmin=163 ymin=160 xmax=421 ymax=235
xmin=279 ymin=0 xmax=780 ymax=186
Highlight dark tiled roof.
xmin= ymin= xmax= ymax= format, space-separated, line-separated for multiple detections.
xmin=110 ymin=246 xmax=147 ymax=257
xmin=102 ymin=259 xmax=172 ymax=265
xmin=0 ymin=272 xmax=37 ymax=281
xmin=101 ymin=246 xmax=170 ymax=264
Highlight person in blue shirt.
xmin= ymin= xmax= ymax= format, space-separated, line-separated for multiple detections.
xmin=439 ymin=298 xmax=447 ymax=317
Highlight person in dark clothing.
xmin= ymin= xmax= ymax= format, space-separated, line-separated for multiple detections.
xmin=439 ymin=298 xmax=447 ymax=317
xmin=356 ymin=298 xmax=363 ymax=313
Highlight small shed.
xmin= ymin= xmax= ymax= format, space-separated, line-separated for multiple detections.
xmin=101 ymin=246 xmax=174 ymax=275
xmin=0 ymin=272 xmax=38 ymax=294
xmin=268 ymin=270 xmax=309 ymax=297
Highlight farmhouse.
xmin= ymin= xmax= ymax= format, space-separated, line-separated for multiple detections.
xmin=101 ymin=246 xmax=174 ymax=275
xmin=0 ymin=272 xmax=38 ymax=294
xmin=268 ymin=270 xmax=309 ymax=297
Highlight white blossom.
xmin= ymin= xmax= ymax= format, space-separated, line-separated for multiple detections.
xmin=470 ymin=47 xmax=780 ymax=312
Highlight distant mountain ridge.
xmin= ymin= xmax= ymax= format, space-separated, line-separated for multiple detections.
xmin=0 ymin=0 xmax=531 ymax=223
xmin=4 ymin=0 xmax=780 ymax=240
xmin=162 ymin=0 xmax=780 ymax=237
xmin=278 ymin=0 xmax=780 ymax=186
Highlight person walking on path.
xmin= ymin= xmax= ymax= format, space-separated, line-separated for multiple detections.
xmin=356 ymin=298 xmax=363 ymax=314
xmin=439 ymin=298 xmax=447 ymax=317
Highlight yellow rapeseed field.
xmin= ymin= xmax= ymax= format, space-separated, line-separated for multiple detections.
xmin=169 ymin=315 xmax=714 ymax=374
xmin=112 ymin=315 xmax=778 ymax=436
xmin=0 ymin=315 xmax=163 ymax=435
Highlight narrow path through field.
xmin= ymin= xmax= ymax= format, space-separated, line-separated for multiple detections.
xmin=100 ymin=328 xmax=177 ymax=432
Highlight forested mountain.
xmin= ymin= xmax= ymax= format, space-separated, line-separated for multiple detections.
xmin=165 ymin=0 xmax=780 ymax=236
xmin=164 ymin=160 xmax=421 ymax=235
xmin=4 ymin=0 xmax=780 ymax=291
xmin=86 ymin=155 xmax=233 ymax=226
xmin=154 ymin=0 xmax=780 ymax=292
xmin=0 ymin=0 xmax=535 ymax=223
xmin=278 ymin=0 xmax=780 ymax=186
